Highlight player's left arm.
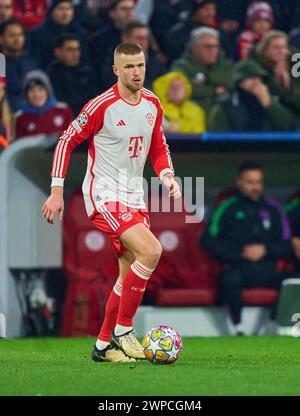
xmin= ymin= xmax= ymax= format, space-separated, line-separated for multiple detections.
xmin=148 ymin=101 xmax=181 ymax=199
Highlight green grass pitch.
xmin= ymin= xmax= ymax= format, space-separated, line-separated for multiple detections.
xmin=1 ymin=336 xmax=300 ymax=396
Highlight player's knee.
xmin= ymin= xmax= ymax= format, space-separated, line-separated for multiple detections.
xmin=139 ymin=241 xmax=162 ymax=269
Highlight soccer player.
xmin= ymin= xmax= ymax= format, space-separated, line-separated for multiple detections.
xmin=42 ymin=42 xmax=181 ymax=362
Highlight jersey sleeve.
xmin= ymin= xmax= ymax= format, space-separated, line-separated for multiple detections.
xmin=50 ymin=101 xmax=104 ymax=187
xmin=148 ymin=101 xmax=175 ymax=180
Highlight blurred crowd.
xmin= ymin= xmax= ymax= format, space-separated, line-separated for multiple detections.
xmin=1 ymin=0 xmax=300 ymax=151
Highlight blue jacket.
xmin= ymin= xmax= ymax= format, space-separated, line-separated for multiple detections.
xmin=6 ymin=52 xmax=39 ymax=111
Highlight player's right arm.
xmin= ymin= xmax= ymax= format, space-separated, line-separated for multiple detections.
xmin=42 ymin=99 xmax=104 ymax=224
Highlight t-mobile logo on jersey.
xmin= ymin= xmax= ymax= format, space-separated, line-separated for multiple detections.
xmin=129 ymin=136 xmax=143 ymax=158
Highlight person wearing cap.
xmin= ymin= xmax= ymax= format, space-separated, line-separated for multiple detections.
xmin=0 ymin=18 xmax=39 ymax=111
xmin=171 ymin=27 xmax=233 ymax=111
xmin=31 ymin=0 xmax=88 ymax=69
xmin=15 ymin=70 xmax=73 ymax=139
xmin=207 ymin=59 xmax=300 ymax=131
xmin=153 ymin=71 xmax=206 ymax=134
xmin=0 ymin=75 xmax=15 ymax=151
xmin=165 ymin=0 xmax=217 ymax=64
xmin=238 ymin=1 xmax=274 ymax=61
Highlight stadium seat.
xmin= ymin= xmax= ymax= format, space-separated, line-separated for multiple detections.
xmin=214 ymin=187 xmax=237 ymax=208
xmin=62 ymin=189 xmax=118 ymax=336
xmin=242 ymin=288 xmax=279 ymax=305
xmin=148 ymin=194 xmax=219 ymax=305
xmin=63 ymin=189 xmax=118 ymax=283
xmin=61 ymin=280 xmax=111 ymax=337
xmin=156 ymin=288 xmax=216 ymax=306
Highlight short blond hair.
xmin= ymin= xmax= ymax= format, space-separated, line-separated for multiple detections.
xmin=114 ymin=42 xmax=144 ymax=63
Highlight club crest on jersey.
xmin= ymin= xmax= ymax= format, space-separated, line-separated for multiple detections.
xmin=119 ymin=211 xmax=133 ymax=222
xmin=77 ymin=112 xmax=88 ymax=126
xmin=146 ymin=112 xmax=155 ymax=126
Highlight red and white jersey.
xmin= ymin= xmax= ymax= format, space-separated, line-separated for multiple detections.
xmin=51 ymin=83 xmax=174 ymax=217
xmin=237 ymin=30 xmax=262 ymax=60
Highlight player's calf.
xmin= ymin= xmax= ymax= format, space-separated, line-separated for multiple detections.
xmin=112 ymin=260 xmax=156 ymax=359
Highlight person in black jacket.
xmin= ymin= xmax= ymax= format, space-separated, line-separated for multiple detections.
xmin=31 ymin=0 xmax=88 ymax=69
xmin=47 ymin=34 xmax=98 ymax=116
xmin=0 ymin=18 xmax=39 ymax=111
xmin=201 ymin=160 xmax=293 ymax=335
xmin=134 ymin=0 xmax=192 ymax=55
xmin=208 ymin=59 xmax=300 ymax=132
xmin=165 ymin=0 xmax=217 ymax=64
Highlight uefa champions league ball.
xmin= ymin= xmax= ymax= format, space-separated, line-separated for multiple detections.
xmin=142 ymin=325 xmax=183 ymax=364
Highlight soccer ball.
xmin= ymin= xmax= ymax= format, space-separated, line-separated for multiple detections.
xmin=142 ymin=325 xmax=183 ymax=364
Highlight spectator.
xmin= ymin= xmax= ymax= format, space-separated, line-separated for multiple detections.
xmin=248 ymin=30 xmax=300 ymax=116
xmin=100 ymin=21 xmax=166 ymax=90
xmin=201 ymin=161 xmax=293 ymax=335
xmin=0 ymin=18 xmax=39 ymax=111
xmin=288 ymin=0 xmax=300 ymax=51
xmin=171 ymin=27 xmax=233 ymax=111
xmin=238 ymin=2 xmax=274 ymax=61
xmin=135 ymin=0 xmax=191 ymax=25
xmin=73 ymin=0 xmax=104 ymax=34
xmin=80 ymin=0 xmax=114 ymax=21
xmin=208 ymin=60 xmax=299 ymax=131
xmin=165 ymin=0 xmax=217 ymax=64
xmin=267 ymin=0 xmax=291 ymax=32
xmin=122 ymin=21 xmax=167 ymax=85
xmin=0 ymin=0 xmax=13 ymax=23
xmin=134 ymin=0 xmax=192 ymax=55
xmin=217 ymin=4 xmax=241 ymax=60
xmin=153 ymin=71 xmax=206 ymax=134
xmin=290 ymin=0 xmax=300 ymax=31
xmin=90 ymin=0 xmax=135 ymax=82
xmin=47 ymin=34 xmax=98 ymax=116
xmin=216 ymin=0 xmax=250 ymax=28
xmin=15 ymin=70 xmax=73 ymax=139
xmin=0 ymin=76 xmax=14 ymax=151
xmin=12 ymin=0 xmax=48 ymax=30
xmin=31 ymin=0 xmax=88 ymax=69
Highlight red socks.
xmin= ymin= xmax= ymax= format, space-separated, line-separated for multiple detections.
xmin=98 ymin=280 xmax=122 ymax=342
xmin=116 ymin=261 xmax=154 ymax=327
xmin=98 ymin=261 xmax=154 ymax=342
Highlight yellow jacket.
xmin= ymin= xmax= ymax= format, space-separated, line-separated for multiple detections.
xmin=152 ymin=71 xmax=206 ymax=134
